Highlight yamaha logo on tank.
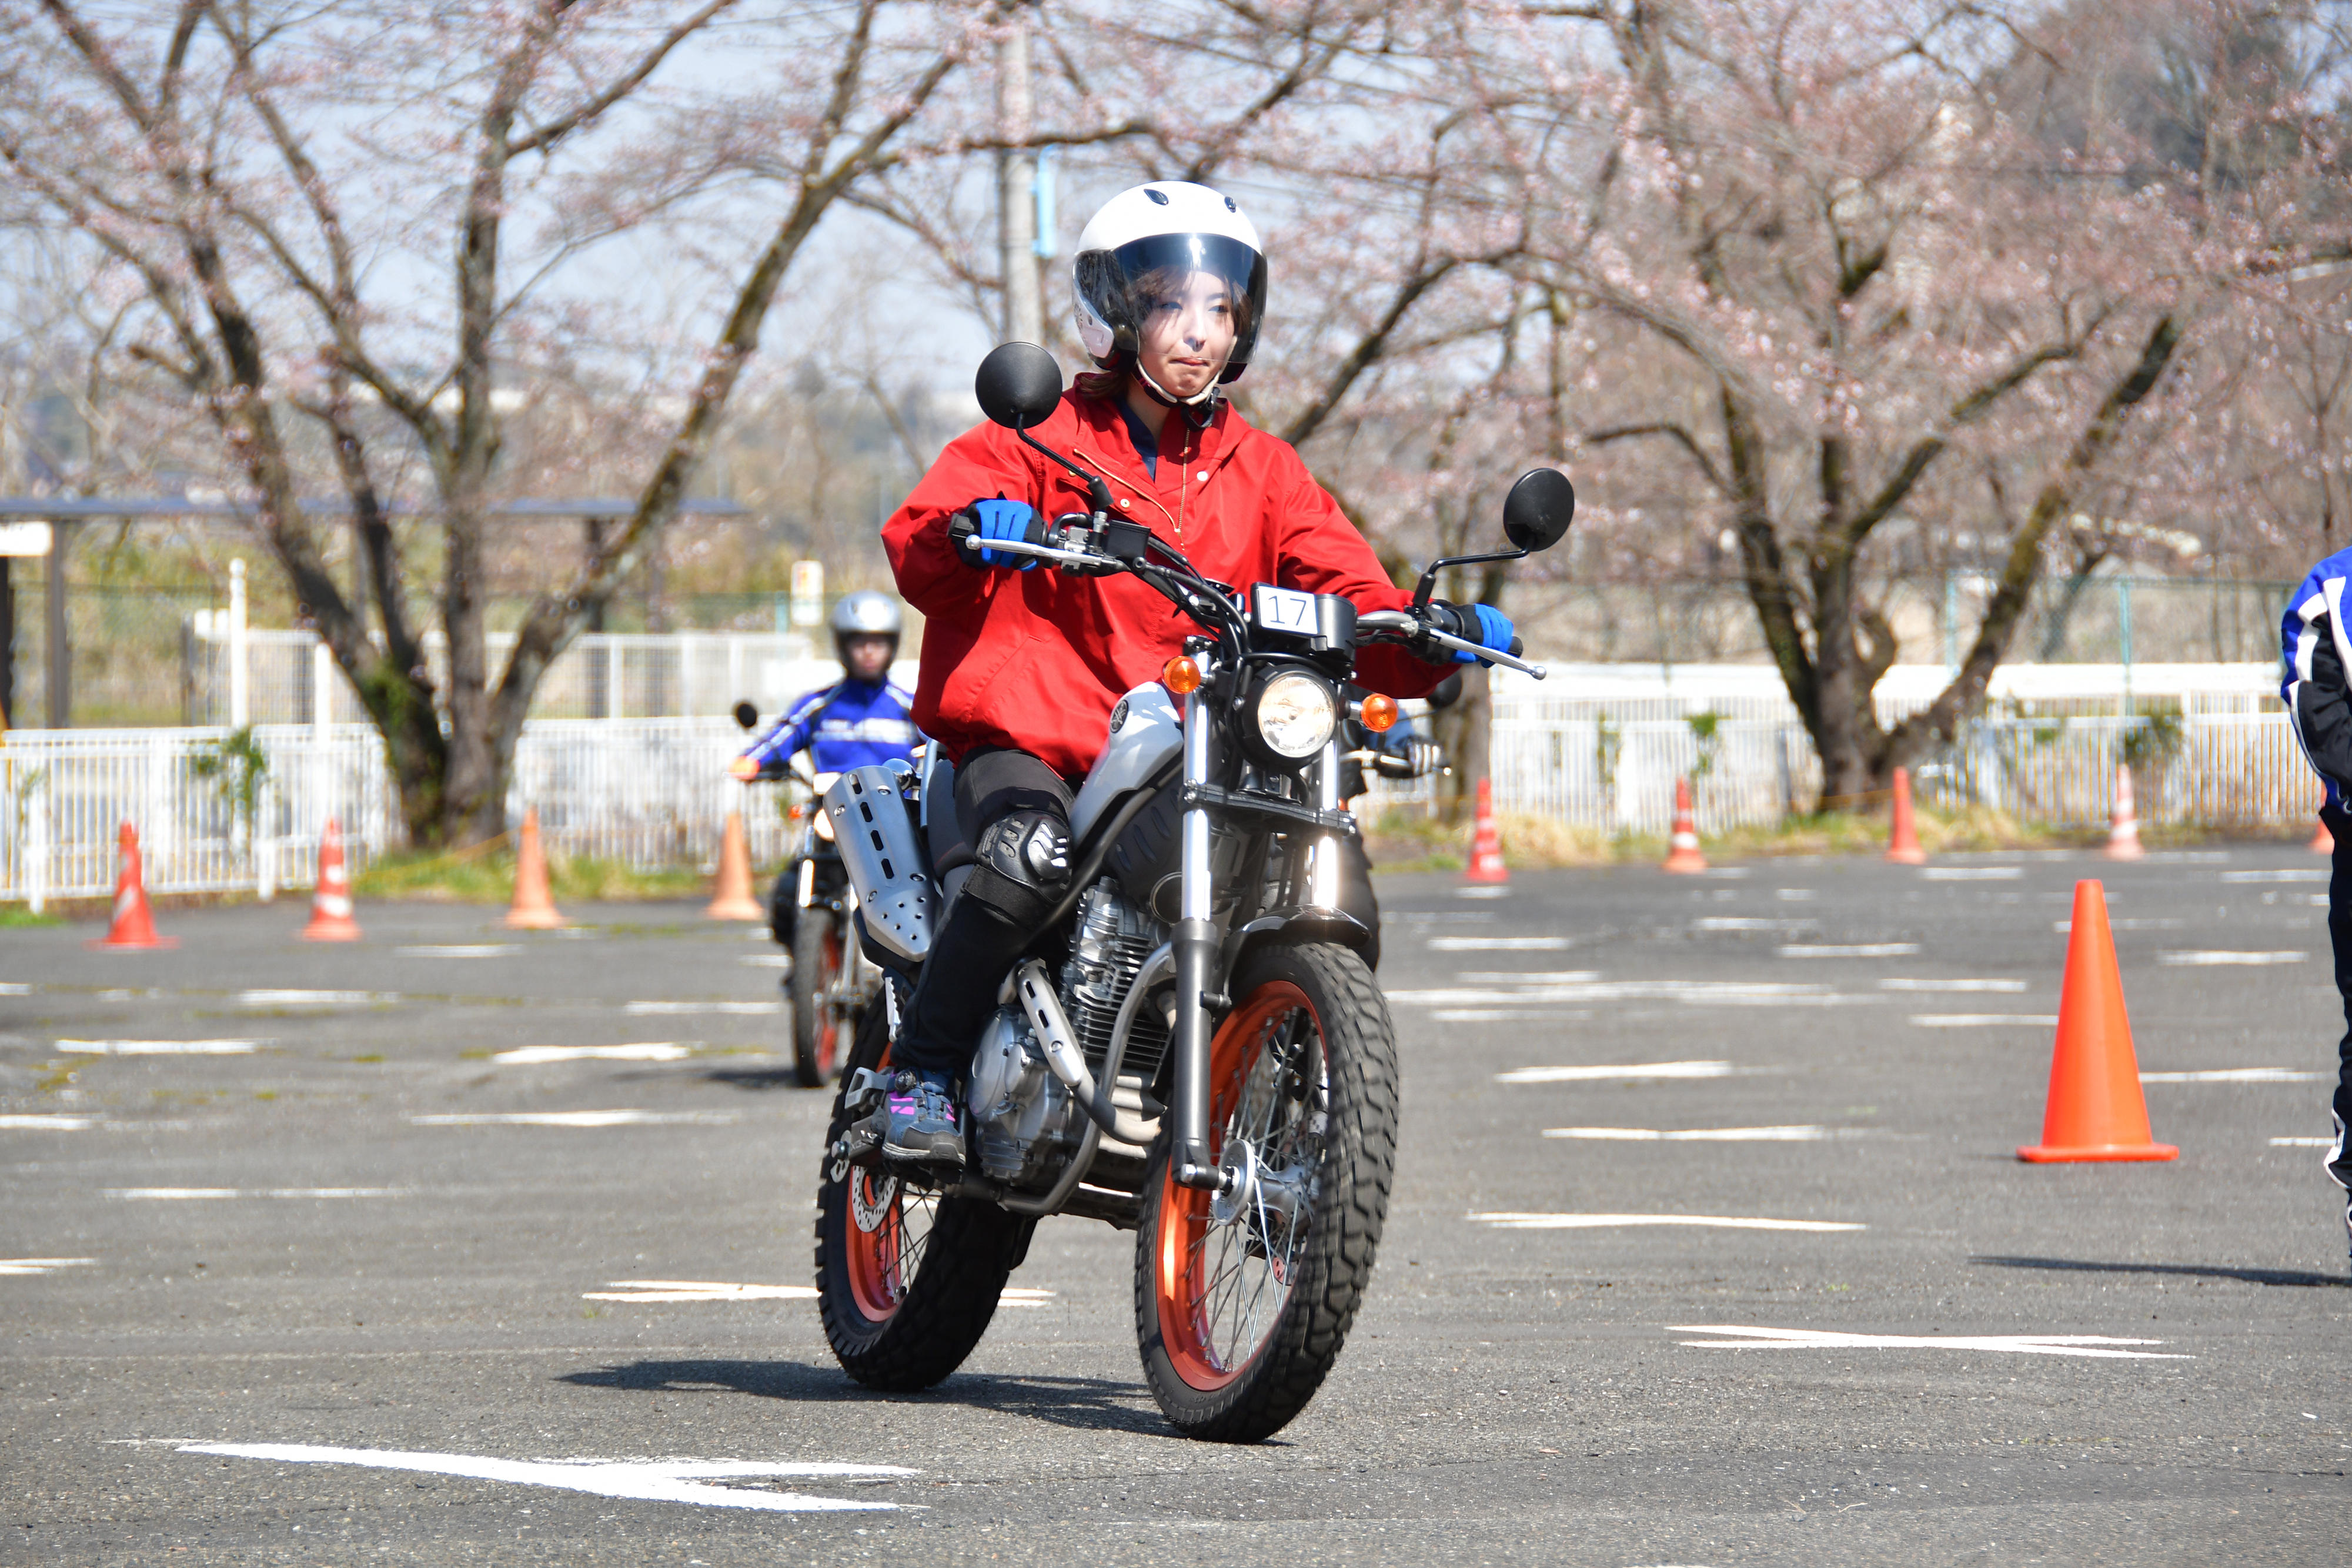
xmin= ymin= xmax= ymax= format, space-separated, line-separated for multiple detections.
xmin=1109 ymin=698 xmax=1130 ymax=733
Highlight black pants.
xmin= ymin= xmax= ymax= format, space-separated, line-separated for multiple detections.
xmin=891 ymin=749 xmax=1388 ymax=1076
xmin=895 ymin=748 xmax=1074 ymax=1076
xmin=2324 ymin=807 xmax=2352 ymax=1246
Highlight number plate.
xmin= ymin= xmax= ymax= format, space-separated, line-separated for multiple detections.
xmin=1251 ymin=584 xmax=1316 ymax=636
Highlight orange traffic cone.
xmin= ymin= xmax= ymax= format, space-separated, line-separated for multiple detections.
xmin=90 ymin=822 xmax=176 ymax=950
xmin=1662 ymin=777 xmax=1708 ymax=874
xmin=298 ymin=817 xmax=362 ymax=942
xmin=2017 ymin=880 xmax=2177 ymax=1164
xmin=2311 ymin=814 xmax=2334 ymax=855
xmin=2104 ymin=763 xmax=2144 ymax=861
xmin=706 ymin=810 xmax=764 ymax=920
xmin=504 ymin=806 xmax=566 ymax=930
xmin=1464 ymin=777 xmax=1509 ymax=884
xmin=1885 ymin=765 xmax=1927 ymax=865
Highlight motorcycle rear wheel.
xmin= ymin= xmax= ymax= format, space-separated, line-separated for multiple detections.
xmin=790 ymin=913 xmax=846 ymax=1088
xmin=1134 ymin=941 xmax=1399 ymax=1442
xmin=814 ymin=1002 xmax=1032 ymax=1390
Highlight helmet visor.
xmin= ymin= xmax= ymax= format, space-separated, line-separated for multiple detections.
xmin=1075 ymin=233 xmax=1267 ymax=377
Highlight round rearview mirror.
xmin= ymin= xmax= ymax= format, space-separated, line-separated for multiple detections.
xmin=1502 ymin=468 xmax=1575 ymax=553
xmin=731 ymin=701 xmax=760 ymax=731
xmin=975 ymin=342 xmax=1064 ymax=430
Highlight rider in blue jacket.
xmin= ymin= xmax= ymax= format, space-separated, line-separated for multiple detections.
xmin=736 ymin=591 xmax=918 ymax=943
xmin=740 ymin=591 xmax=918 ymax=775
xmin=2280 ymin=545 xmax=2352 ymax=1272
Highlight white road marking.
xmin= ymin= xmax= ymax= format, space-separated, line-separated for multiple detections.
xmin=1496 ymin=1061 xmax=1734 ymax=1084
xmin=1473 ymin=1213 xmax=1862 ymax=1232
xmin=740 ymin=954 xmax=793 ymax=968
xmin=176 ymin=1444 xmax=912 ymax=1513
xmin=1671 ymin=1325 xmax=2187 ymax=1360
xmin=56 ymin=1039 xmax=260 ymax=1055
xmin=238 ymin=989 xmax=395 ymax=1007
xmin=0 ymin=1257 xmax=95 ymax=1275
xmin=1693 ymin=917 xmax=1815 ymax=932
xmin=410 ymin=1110 xmax=739 ymax=1127
xmin=1433 ymin=1009 xmax=1594 ymax=1022
xmin=1778 ymin=943 xmax=1921 ymax=957
xmin=1921 ymin=867 xmax=2023 ymax=881
xmin=1000 ymin=1287 xmax=1057 ymax=1307
xmin=105 ymin=1188 xmax=404 ymax=1200
xmin=493 ymin=1044 xmax=692 ymax=1065
xmin=2140 ymin=1068 xmax=2324 ymax=1083
xmin=1393 ymin=979 xmax=1834 ymax=1004
xmin=623 ymin=1001 xmax=784 ymax=1016
xmin=1543 ymin=1126 xmax=1826 ymax=1142
xmin=1458 ymin=970 xmax=1603 ymax=984
xmin=1775 ymin=888 xmax=1816 ymax=901
xmin=1427 ymin=936 xmax=1574 ymax=951
xmin=1910 ymin=1014 xmax=2060 ymax=1028
xmin=397 ymin=945 xmax=520 ymax=958
xmin=0 ymin=1114 xmax=101 ymax=1130
xmin=0 ymin=982 xmax=29 ymax=995
xmin=2157 ymin=951 xmax=2307 ymax=966
xmin=2270 ymin=1136 xmax=2333 ymax=1146
xmin=2220 ymin=869 xmax=2330 ymax=883
xmin=1878 ymin=978 xmax=2027 ymax=993
xmin=1454 ymin=886 xmax=1512 ymax=899
xmin=586 ymin=1281 xmax=819 ymax=1302
xmin=2053 ymin=918 xmax=2182 ymax=932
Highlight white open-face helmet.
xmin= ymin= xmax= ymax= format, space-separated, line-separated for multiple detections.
xmin=828 ymin=590 xmax=901 ymax=646
xmin=1072 ymin=181 xmax=1267 ymax=403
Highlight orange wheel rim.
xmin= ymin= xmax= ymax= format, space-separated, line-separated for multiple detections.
xmin=1153 ymin=980 xmax=1322 ymax=1392
xmin=840 ymin=1040 xmax=933 ymax=1321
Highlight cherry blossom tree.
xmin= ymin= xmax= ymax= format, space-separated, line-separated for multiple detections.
xmin=0 ymin=0 xmax=1000 ymax=844
xmin=1421 ymin=0 xmax=2344 ymax=805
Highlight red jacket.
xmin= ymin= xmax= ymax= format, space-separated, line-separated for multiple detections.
xmin=884 ymin=390 xmax=1450 ymax=778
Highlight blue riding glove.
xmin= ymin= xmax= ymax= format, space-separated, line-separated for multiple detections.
xmin=1448 ymin=602 xmax=1516 ymax=665
xmin=967 ymin=498 xmax=1039 ymax=570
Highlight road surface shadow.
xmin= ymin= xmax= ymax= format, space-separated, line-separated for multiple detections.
xmin=700 ymin=1066 xmax=805 ymax=1091
xmin=1973 ymin=1254 xmax=2348 ymax=1288
xmin=560 ymin=1360 xmax=1171 ymax=1435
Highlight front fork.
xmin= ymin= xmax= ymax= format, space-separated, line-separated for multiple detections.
xmin=1171 ymin=681 xmax=1224 ymax=1191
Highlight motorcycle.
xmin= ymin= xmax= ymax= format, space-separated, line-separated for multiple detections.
xmin=808 ymin=342 xmax=1570 ymax=1442
xmin=730 ymin=702 xmax=878 ymax=1088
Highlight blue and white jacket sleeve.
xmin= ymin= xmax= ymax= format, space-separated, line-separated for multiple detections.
xmin=743 ymin=687 xmax=835 ymax=771
xmin=2282 ymin=547 xmax=2352 ymax=813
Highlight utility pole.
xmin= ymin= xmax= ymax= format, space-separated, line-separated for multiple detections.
xmin=996 ymin=7 xmax=1043 ymax=345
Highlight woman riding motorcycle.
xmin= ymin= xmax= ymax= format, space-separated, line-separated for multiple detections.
xmin=877 ymin=180 xmax=1515 ymax=1169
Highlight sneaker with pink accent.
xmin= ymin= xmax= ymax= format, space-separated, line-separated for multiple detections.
xmin=881 ymin=1069 xmax=965 ymax=1171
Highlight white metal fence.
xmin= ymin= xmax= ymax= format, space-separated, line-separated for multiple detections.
xmin=0 ymin=718 xmax=798 ymax=907
xmin=2 ymin=688 xmax=2326 ymax=906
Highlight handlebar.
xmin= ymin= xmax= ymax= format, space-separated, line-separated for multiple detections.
xmin=1355 ymin=610 xmax=1549 ymax=679
xmin=948 ymin=509 xmax=1547 ymax=679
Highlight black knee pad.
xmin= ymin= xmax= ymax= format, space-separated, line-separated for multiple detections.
xmin=963 ymin=808 xmax=1070 ymax=930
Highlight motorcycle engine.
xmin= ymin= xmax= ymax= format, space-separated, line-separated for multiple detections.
xmin=963 ymin=880 xmax=1170 ymax=1189
xmin=965 ymin=1007 xmax=1080 ymax=1188
xmin=1062 ymin=880 xmax=1172 ymax=1085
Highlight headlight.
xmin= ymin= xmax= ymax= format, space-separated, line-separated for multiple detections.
xmin=1252 ymin=673 xmax=1337 ymax=760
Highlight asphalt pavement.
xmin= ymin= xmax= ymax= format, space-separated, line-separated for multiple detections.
xmin=4 ymin=848 xmax=2349 ymax=1564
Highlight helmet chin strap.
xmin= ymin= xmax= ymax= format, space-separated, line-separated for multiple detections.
xmin=1135 ymin=359 xmax=1223 ymax=411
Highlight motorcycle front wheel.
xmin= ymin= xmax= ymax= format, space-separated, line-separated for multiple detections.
xmin=1133 ymin=940 xmax=1399 ymax=1443
xmin=813 ymin=1002 xmax=1033 ymax=1390
xmin=790 ymin=911 xmax=846 ymax=1088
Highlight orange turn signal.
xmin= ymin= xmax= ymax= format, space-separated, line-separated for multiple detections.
xmin=728 ymin=755 xmax=759 ymax=781
xmin=1360 ymin=693 xmax=1400 ymax=733
xmin=1162 ymin=656 xmax=1202 ymax=695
